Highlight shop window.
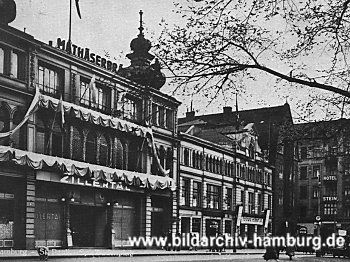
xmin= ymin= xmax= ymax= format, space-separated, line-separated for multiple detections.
xmin=38 ymin=64 xmax=61 ymax=96
xmin=98 ymin=134 xmax=109 ymax=166
xmin=224 ymin=220 xmax=232 ymax=235
xmin=0 ymin=193 xmax=14 ymax=246
xmin=192 ymin=181 xmax=201 ymax=208
xmin=180 ymin=178 xmax=190 ymax=206
xmin=72 ymin=127 xmax=83 ymax=161
xmin=192 ymin=218 xmax=201 ymax=233
xmin=85 ymin=131 xmax=97 ymax=164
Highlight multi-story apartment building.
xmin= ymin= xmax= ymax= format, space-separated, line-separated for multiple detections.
xmin=179 ymin=104 xmax=296 ymax=236
xmin=0 ymin=7 xmax=179 ymax=249
xmin=177 ymin=119 xmax=273 ymax=243
xmin=294 ymin=119 xmax=350 ymax=237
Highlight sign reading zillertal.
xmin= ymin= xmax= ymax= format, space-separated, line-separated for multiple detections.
xmin=60 ymin=176 xmax=130 ymax=191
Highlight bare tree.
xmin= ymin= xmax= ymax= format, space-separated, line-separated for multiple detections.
xmin=157 ymin=0 xmax=350 ymax=117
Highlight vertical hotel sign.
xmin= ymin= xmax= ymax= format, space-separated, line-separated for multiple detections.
xmin=264 ymin=209 xmax=271 ymax=229
xmin=236 ymin=206 xmax=243 ymax=227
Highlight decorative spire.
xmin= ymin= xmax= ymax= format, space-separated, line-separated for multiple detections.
xmin=0 ymin=0 xmax=16 ymax=24
xmin=138 ymin=10 xmax=144 ymax=36
xmin=118 ymin=10 xmax=166 ymax=90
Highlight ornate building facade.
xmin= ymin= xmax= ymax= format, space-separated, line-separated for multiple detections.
xmin=177 ymin=116 xmax=273 ymax=244
xmin=0 ymin=8 xmax=179 ymax=249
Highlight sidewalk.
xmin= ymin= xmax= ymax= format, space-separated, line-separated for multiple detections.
xmin=0 ymin=248 xmax=266 ymax=259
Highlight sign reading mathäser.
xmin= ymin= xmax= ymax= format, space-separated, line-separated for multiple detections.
xmin=56 ymin=38 xmax=118 ymax=73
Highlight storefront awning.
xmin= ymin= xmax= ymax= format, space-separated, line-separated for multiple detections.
xmin=0 ymin=146 xmax=175 ymax=191
xmin=38 ymin=94 xmax=151 ymax=138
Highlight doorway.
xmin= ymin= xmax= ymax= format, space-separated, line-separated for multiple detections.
xmin=70 ymin=205 xmax=106 ymax=247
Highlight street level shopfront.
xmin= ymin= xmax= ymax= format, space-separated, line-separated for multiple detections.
xmin=0 ymin=146 xmax=174 ymax=249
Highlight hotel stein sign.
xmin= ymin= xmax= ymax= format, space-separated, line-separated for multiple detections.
xmin=56 ymin=38 xmax=118 ymax=73
xmin=60 ymin=176 xmax=130 ymax=191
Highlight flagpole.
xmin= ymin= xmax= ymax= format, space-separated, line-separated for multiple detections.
xmin=69 ymin=0 xmax=72 ymax=42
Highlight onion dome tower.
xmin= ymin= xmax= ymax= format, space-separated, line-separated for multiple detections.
xmin=118 ymin=10 xmax=166 ymax=90
xmin=0 ymin=0 xmax=16 ymax=24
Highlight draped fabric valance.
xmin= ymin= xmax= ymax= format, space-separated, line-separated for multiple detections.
xmin=38 ymin=94 xmax=152 ymax=138
xmin=0 ymin=146 xmax=175 ymax=191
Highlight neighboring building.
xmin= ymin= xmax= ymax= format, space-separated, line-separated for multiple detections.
xmin=179 ymin=104 xmax=297 ymax=236
xmin=178 ymin=119 xmax=273 ymax=243
xmin=294 ymin=119 xmax=350 ymax=236
xmin=0 ymin=8 xmax=179 ymax=249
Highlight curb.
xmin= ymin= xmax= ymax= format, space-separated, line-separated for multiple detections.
xmin=0 ymin=251 xmax=266 ymax=260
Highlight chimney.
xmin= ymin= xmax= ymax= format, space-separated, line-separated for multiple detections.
xmin=186 ymin=111 xmax=195 ymax=120
xmin=223 ymin=106 xmax=232 ymax=114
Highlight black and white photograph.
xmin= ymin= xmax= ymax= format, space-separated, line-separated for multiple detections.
xmin=0 ymin=0 xmax=350 ymax=261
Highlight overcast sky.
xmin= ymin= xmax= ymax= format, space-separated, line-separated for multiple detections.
xmin=11 ymin=0 xmax=309 ymax=119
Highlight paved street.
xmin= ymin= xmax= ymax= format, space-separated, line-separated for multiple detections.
xmin=5 ymin=254 xmax=346 ymax=262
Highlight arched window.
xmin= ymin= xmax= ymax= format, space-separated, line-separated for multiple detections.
xmin=115 ymin=138 xmax=124 ymax=169
xmin=72 ymin=127 xmax=83 ymax=161
xmin=99 ymin=134 xmax=109 ymax=166
xmin=86 ymin=131 xmax=97 ymax=164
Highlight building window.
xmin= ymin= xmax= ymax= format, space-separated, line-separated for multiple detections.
xmin=300 ymin=186 xmax=308 ymax=199
xmin=166 ymin=109 xmax=174 ymax=129
xmin=225 ymin=188 xmax=232 ymax=211
xmin=344 ymin=163 xmax=350 ymax=176
xmin=159 ymin=106 xmax=165 ymax=127
xmin=71 ymin=127 xmax=83 ymax=161
xmin=324 ymin=203 xmax=337 ymax=215
xmin=85 ymin=132 xmax=97 ymax=164
xmin=79 ymin=80 xmax=110 ymax=112
xmin=312 ymin=186 xmax=319 ymax=199
xmin=312 ymin=165 xmax=320 ymax=178
xmin=0 ymin=47 xmax=4 ymax=74
xmin=98 ymin=134 xmax=109 ymax=166
xmin=183 ymin=148 xmax=189 ymax=166
xmin=96 ymin=87 xmax=110 ymax=112
xmin=0 ymin=47 xmax=25 ymax=80
xmin=152 ymin=103 xmax=158 ymax=126
xmin=248 ymin=192 xmax=254 ymax=214
xmin=257 ymin=194 xmax=262 ymax=214
xmin=38 ymin=65 xmax=61 ymax=96
xmin=344 ymin=187 xmax=350 ymax=197
xmin=115 ymin=138 xmax=124 ymax=169
xmin=192 ymin=181 xmax=202 ymax=208
xmin=180 ymin=178 xmax=190 ymax=206
xmin=123 ymin=97 xmax=140 ymax=121
xmin=300 ymin=147 xmax=307 ymax=160
xmin=224 ymin=220 xmax=232 ymax=235
xmin=345 ymin=207 xmax=350 ymax=218
xmin=300 ymin=166 xmax=308 ymax=180
xmin=206 ymin=184 xmax=221 ymax=209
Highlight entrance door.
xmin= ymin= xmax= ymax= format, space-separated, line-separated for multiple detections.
xmin=70 ymin=205 xmax=106 ymax=247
